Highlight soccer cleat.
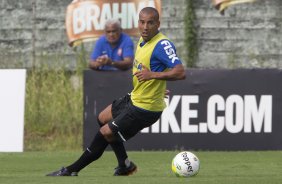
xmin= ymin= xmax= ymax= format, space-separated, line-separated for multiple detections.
xmin=46 ymin=167 xmax=78 ymax=176
xmin=114 ymin=161 xmax=137 ymax=176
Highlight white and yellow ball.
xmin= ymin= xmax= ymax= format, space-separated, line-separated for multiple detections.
xmin=171 ymin=151 xmax=200 ymax=177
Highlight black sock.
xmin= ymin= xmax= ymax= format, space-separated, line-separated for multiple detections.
xmin=111 ymin=141 xmax=128 ymax=167
xmin=97 ymin=118 xmax=128 ymax=167
xmin=66 ymin=131 xmax=108 ymax=173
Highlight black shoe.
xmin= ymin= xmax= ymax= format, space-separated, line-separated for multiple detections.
xmin=46 ymin=167 xmax=78 ymax=176
xmin=114 ymin=161 xmax=137 ymax=176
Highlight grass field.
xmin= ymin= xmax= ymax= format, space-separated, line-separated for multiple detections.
xmin=0 ymin=151 xmax=281 ymax=184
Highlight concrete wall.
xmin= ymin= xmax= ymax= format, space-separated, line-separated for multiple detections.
xmin=0 ymin=0 xmax=281 ymax=69
xmin=194 ymin=0 xmax=282 ymax=68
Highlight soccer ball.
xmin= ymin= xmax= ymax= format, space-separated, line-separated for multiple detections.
xmin=171 ymin=151 xmax=200 ymax=177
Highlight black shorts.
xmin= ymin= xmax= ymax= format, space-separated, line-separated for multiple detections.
xmin=109 ymin=94 xmax=162 ymax=142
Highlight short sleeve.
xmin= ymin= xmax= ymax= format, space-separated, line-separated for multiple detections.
xmin=152 ymin=39 xmax=182 ymax=68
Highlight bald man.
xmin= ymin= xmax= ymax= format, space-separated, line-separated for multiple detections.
xmin=47 ymin=7 xmax=186 ymax=177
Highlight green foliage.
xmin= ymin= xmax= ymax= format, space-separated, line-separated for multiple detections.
xmin=24 ymin=45 xmax=88 ymax=151
xmin=1 ymin=151 xmax=282 ymax=184
xmin=184 ymin=0 xmax=198 ymax=67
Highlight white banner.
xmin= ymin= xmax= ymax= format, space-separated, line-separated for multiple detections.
xmin=0 ymin=69 xmax=26 ymax=152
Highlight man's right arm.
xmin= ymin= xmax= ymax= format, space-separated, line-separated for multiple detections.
xmin=89 ymin=38 xmax=103 ymax=70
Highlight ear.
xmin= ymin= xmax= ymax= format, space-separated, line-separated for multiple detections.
xmin=157 ymin=20 xmax=160 ymax=28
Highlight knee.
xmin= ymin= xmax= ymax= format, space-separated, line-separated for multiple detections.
xmin=98 ymin=113 xmax=108 ymax=125
xmin=100 ymin=124 xmax=116 ymax=143
xmin=97 ymin=116 xmax=104 ymax=127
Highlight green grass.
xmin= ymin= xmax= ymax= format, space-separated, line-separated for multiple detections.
xmin=0 ymin=151 xmax=281 ymax=184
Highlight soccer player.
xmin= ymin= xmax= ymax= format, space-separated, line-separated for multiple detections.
xmin=46 ymin=7 xmax=186 ymax=176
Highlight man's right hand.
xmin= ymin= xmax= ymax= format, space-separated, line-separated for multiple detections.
xmin=89 ymin=60 xmax=103 ymax=70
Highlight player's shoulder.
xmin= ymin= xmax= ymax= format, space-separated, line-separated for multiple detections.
xmin=154 ymin=39 xmax=177 ymax=55
xmin=153 ymin=38 xmax=181 ymax=65
xmin=156 ymin=39 xmax=176 ymax=49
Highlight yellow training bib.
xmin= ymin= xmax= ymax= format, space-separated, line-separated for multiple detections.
xmin=131 ymin=32 xmax=168 ymax=112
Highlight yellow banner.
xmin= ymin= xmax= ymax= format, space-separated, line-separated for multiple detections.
xmin=212 ymin=0 xmax=256 ymax=14
xmin=66 ymin=0 xmax=161 ymax=47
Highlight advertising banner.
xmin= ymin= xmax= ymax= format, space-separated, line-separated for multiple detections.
xmin=83 ymin=69 xmax=282 ymax=150
xmin=0 ymin=69 xmax=26 ymax=152
xmin=66 ymin=0 xmax=161 ymax=46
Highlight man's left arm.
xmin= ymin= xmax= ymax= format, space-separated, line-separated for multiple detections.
xmin=150 ymin=64 xmax=185 ymax=80
xmin=110 ymin=56 xmax=133 ymax=71
xmin=134 ymin=39 xmax=186 ymax=81
xmin=134 ymin=64 xmax=185 ymax=82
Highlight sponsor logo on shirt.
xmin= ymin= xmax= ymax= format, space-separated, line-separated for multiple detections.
xmin=117 ymin=48 xmax=122 ymax=56
xmin=161 ymin=40 xmax=179 ymax=63
xmin=102 ymin=51 xmax=107 ymax=55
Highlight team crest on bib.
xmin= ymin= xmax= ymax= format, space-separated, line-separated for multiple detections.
xmin=133 ymin=59 xmax=142 ymax=71
xmin=137 ymin=63 xmax=142 ymax=71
